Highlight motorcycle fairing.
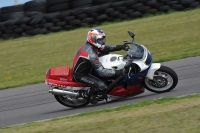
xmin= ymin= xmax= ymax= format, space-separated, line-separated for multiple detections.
xmin=108 ymin=66 xmax=150 ymax=97
xmin=119 ymin=67 xmax=150 ymax=85
xmin=108 ymin=84 xmax=144 ymax=97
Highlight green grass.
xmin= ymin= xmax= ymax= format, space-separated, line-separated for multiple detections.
xmin=1 ymin=94 xmax=200 ymax=133
xmin=0 ymin=8 xmax=200 ymax=89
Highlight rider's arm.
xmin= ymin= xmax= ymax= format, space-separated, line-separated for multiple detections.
xmin=89 ymin=51 xmax=116 ymax=77
xmin=99 ymin=45 xmax=123 ymax=53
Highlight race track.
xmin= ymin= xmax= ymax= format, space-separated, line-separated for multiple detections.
xmin=0 ymin=56 xmax=199 ymax=127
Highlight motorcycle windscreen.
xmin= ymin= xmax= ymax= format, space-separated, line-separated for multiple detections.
xmin=127 ymin=43 xmax=144 ymax=59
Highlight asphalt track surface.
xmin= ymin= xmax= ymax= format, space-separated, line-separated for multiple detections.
xmin=0 ymin=56 xmax=200 ymax=127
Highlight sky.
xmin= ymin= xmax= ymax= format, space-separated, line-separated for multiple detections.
xmin=0 ymin=0 xmax=30 ymax=8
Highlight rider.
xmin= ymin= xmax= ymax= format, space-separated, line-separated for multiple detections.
xmin=72 ymin=28 xmax=129 ymax=104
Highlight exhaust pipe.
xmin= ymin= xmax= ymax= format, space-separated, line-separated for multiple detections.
xmin=49 ymin=89 xmax=78 ymax=97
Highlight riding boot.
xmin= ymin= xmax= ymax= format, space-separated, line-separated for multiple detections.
xmin=96 ymin=91 xmax=108 ymax=101
xmin=78 ymin=89 xmax=98 ymax=104
xmin=89 ymin=88 xmax=98 ymax=104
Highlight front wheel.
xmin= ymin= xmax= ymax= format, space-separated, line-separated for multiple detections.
xmin=142 ymin=65 xmax=178 ymax=93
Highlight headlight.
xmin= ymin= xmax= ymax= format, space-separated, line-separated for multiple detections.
xmin=110 ymin=56 xmax=117 ymax=62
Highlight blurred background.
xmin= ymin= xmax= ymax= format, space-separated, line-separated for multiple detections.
xmin=0 ymin=0 xmax=30 ymax=7
xmin=0 ymin=0 xmax=199 ymax=39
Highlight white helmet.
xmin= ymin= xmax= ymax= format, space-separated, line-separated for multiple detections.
xmin=87 ymin=28 xmax=106 ymax=49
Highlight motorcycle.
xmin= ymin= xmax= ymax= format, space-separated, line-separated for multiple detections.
xmin=45 ymin=31 xmax=178 ymax=108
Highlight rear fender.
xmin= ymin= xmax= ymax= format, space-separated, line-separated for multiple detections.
xmin=146 ymin=63 xmax=161 ymax=80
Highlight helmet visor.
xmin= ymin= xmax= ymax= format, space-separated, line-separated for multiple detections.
xmin=97 ymin=37 xmax=106 ymax=45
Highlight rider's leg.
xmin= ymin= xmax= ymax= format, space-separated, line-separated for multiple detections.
xmin=73 ymin=74 xmax=108 ymax=104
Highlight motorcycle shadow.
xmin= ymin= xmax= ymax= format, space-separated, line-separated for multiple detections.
xmin=44 ymin=90 xmax=176 ymax=115
xmin=89 ymin=89 xmax=176 ymax=106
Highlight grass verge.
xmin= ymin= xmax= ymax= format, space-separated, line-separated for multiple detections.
xmin=0 ymin=8 xmax=200 ymax=89
xmin=1 ymin=94 xmax=200 ymax=133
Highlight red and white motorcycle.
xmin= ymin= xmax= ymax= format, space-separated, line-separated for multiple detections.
xmin=45 ymin=31 xmax=178 ymax=108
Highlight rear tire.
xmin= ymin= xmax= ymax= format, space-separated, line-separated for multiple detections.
xmin=54 ymin=95 xmax=90 ymax=108
xmin=142 ymin=65 xmax=178 ymax=93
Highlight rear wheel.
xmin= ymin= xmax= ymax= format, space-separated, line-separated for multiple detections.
xmin=54 ymin=94 xmax=90 ymax=108
xmin=142 ymin=65 xmax=178 ymax=93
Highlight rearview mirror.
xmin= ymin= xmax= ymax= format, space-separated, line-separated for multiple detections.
xmin=128 ymin=31 xmax=135 ymax=38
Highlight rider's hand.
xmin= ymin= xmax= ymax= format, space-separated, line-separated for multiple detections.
xmin=115 ymin=61 xmax=132 ymax=77
xmin=122 ymin=43 xmax=129 ymax=51
xmin=115 ymin=68 xmax=128 ymax=77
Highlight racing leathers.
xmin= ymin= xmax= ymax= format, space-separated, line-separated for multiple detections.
xmin=72 ymin=42 xmax=124 ymax=93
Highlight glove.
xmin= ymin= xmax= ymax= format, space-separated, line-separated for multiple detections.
xmin=115 ymin=61 xmax=132 ymax=77
xmin=115 ymin=68 xmax=129 ymax=77
xmin=115 ymin=44 xmax=129 ymax=51
xmin=122 ymin=43 xmax=129 ymax=51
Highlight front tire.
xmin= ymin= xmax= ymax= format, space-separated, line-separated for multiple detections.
xmin=142 ymin=65 xmax=178 ymax=93
xmin=54 ymin=95 xmax=90 ymax=108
